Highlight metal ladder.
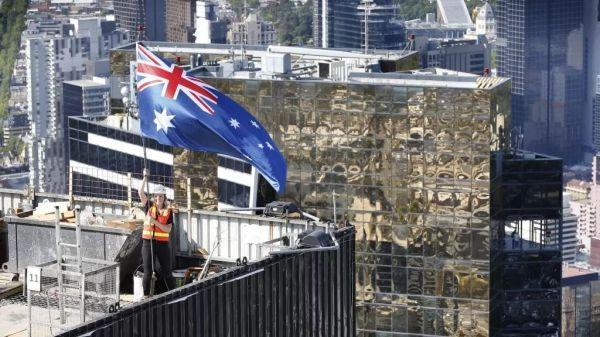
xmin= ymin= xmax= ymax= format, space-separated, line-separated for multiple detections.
xmin=54 ymin=205 xmax=85 ymax=324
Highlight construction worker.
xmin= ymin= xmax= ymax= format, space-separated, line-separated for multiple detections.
xmin=139 ymin=168 xmax=176 ymax=295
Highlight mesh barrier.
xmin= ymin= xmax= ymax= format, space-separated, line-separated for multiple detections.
xmin=69 ymin=165 xmax=186 ymax=207
xmin=27 ymin=260 xmax=120 ymax=337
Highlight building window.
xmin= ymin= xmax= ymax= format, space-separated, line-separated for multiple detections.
xmin=218 ymin=179 xmax=250 ymax=207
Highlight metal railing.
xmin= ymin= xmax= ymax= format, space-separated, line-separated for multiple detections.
xmin=0 ymin=186 xmax=323 ymax=262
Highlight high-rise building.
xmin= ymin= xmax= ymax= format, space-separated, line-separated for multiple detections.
xmin=490 ymin=151 xmax=563 ymax=337
xmin=594 ymin=76 xmax=600 ymax=151
xmin=585 ymin=0 xmax=600 ymax=155
xmin=563 ymin=193 xmax=578 ymax=263
xmin=166 ymin=0 xmax=196 ymax=42
xmin=313 ymin=0 xmax=405 ymax=50
xmin=496 ymin=0 xmax=585 ymax=163
xmin=63 ymin=78 xmax=111 ymax=119
xmin=561 ymin=265 xmax=600 ymax=337
xmin=111 ymin=42 xmax=564 ymax=336
xmin=194 ymin=0 xmax=227 ymax=44
xmin=67 ymin=115 xmax=174 ymax=200
xmin=415 ymin=35 xmax=490 ymax=74
xmin=113 ymin=0 xmax=166 ymax=41
xmin=228 ymin=14 xmax=277 ymax=45
xmin=113 ymin=44 xmax=562 ymax=336
xmin=25 ymin=16 xmax=128 ymax=193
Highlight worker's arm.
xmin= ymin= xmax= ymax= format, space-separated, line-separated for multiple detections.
xmin=139 ymin=168 xmax=149 ymax=206
xmin=151 ymin=219 xmax=172 ymax=233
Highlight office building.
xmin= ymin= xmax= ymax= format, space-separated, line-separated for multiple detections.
xmin=585 ymin=1 xmax=600 ymax=155
xmin=67 ymin=115 xmax=273 ymax=210
xmin=415 ymin=35 xmax=490 ymax=74
xmin=490 ymin=151 xmax=563 ymax=337
xmin=68 ymin=115 xmax=174 ymax=200
xmin=110 ymin=42 xmax=564 ymax=336
xmin=594 ymin=76 xmax=600 ymax=151
xmin=563 ymin=193 xmax=578 ymax=263
xmin=590 ymin=238 xmax=600 ymax=268
xmin=312 ymin=0 xmax=405 ymax=50
xmin=228 ymin=14 xmax=277 ymax=46
xmin=25 ymin=16 xmax=128 ymax=193
xmin=405 ymin=18 xmax=471 ymax=40
xmin=63 ymin=77 xmax=111 ymax=118
xmin=166 ymin=0 xmax=196 ymax=42
xmin=496 ymin=0 xmax=585 ymax=163
xmin=194 ymin=0 xmax=227 ymax=44
xmin=113 ymin=0 xmax=166 ymax=41
xmin=2 ymin=113 xmax=30 ymax=144
xmin=562 ymin=265 xmax=600 ymax=337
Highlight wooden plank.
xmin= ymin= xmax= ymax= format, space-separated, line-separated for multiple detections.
xmin=0 ymin=281 xmax=22 ymax=300
xmin=32 ymin=201 xmax=69 ymax=216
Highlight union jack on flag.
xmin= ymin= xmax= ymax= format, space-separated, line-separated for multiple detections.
xmin=136 ymin=43 xmax=218 ymax=115
xmin=134 ymin=43 xmax=287 ymax=193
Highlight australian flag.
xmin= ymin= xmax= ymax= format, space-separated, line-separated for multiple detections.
xmin=135 ymin=43 xmax=286 ymax=193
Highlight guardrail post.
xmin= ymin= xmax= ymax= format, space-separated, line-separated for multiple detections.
xmin=187 ymin=177 xmax=192 ymax=255
xmin=68 ymin=166 xmax=74 ymax=209
xmin=127 ymin=173 xmax=132 ymax=211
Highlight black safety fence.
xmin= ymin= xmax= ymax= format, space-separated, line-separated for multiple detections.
xmin=57 ymin=227 xmax=356 ymax=337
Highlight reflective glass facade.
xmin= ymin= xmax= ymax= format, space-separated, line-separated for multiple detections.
xmin=496 ymin=0 xmax=585 ymax=163
xmin=176 ymin=76 xmax=510 ymax=337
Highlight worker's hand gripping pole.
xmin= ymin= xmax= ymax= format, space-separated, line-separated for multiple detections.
xmin=142 ymin=138 xmax=157 ymax=296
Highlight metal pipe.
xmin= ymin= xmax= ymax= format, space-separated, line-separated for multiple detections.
xmin=300 ymin=211 xmax=319 ymax=222
xmin=196 ymin=240 xmax=220 ymax=281
xmin=269 ymin=232 xmax=339 ymax=255
xmin=222 ymin=207 xmax=265 ymax=212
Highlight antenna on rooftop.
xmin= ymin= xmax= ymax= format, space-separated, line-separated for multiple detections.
xmin=401 ymin=34 xmax=415 ymax=55
xmin=136 ymin=0 xmax=146 ymax=41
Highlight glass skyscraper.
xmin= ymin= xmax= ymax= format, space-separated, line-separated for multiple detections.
xmin=313 ymin=0 xmax=405 ymax=50
xmin=496 ymin=0 xmax=585 ymax=164
xmin=114 ymin=0 xmax=167 ymax=41
xmin=110 ymin=44 xmax=563 ymax=336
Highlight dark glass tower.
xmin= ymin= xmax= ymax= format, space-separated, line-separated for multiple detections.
xmin=114 ymin=0 xmax=166 ymax=41
xmin=496 ymin=0 xmax=585 ymax=164
xmin=490 ymin=151 xmax=563 ymax=337
xmin=313 ymin=0 xmax=405 ymax=50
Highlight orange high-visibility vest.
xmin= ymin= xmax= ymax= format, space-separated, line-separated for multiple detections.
xmin=142 ymin=205 xmax=171 ymax=242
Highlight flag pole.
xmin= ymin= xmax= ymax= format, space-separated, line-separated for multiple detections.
xmin=142 ymin=137 xmax=157 ymax=295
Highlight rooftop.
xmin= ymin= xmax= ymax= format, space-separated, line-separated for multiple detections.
xmin=63 ymin=78 xmax=109 ymax=88
xmin=348 ymin=68 xmax=508 ymax=90
xmin=113 ymin=42 xmax=507 ymax=88
xmin=563 ymin=264 xmax=599 ymax=286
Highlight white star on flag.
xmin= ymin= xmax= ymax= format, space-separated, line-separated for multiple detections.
xmin=154 ymin=108 xmax=175 ymax=133
xmin=250 ymin=120 xmax=259 ymax=128
xmin=266 ymin=142 xmax=274 ymax=150
xmin=229 ymin=118 xmax=240 ymax=129
xmin=258 ymin=143 xmax=264 ymax=149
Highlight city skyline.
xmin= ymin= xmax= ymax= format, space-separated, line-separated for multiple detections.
xmin=2 ymin=0 xmax=600 ymax=336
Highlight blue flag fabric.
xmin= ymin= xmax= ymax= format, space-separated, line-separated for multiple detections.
xmin=135 ymin=43 xmax=286 ymax=192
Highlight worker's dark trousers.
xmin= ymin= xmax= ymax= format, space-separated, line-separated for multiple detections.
xmin=142 ymin=239 xmax=176 ymax=295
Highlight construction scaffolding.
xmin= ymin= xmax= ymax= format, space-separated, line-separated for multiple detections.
xmin=27 ymin=206 xmax=120 ymax=337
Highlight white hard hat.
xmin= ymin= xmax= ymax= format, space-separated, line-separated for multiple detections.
xmin=153 ymin=185 xmax=166 ymax=195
